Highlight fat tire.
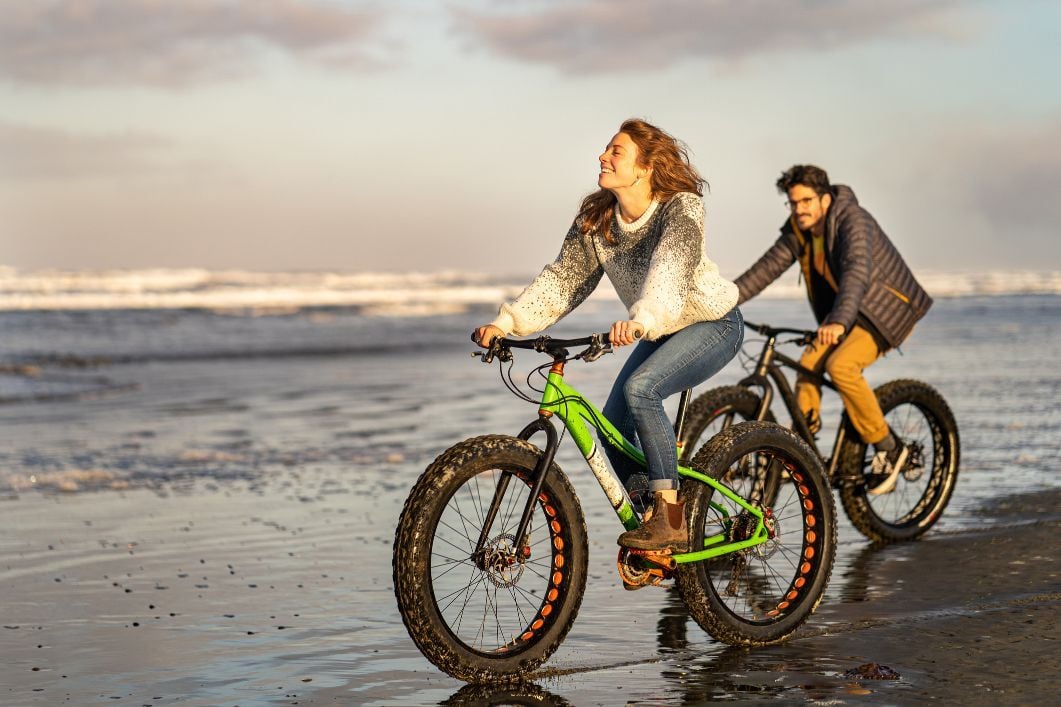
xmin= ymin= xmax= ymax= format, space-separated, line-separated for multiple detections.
xmin=393 ymin=435 xmax=588 ymax=683
xmin=681 ymin=386 xmax=782 ymax=507
xmin=676 ymin=421 xmax=836 ymax=645
xmin=679 ymin=386 xmax=775 ymax=464
xmin=838 ymin=379 xmax=960 ymax=543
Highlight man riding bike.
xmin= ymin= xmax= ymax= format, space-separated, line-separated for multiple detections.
xmin=734 ymin=165 xmax=932 ymax=495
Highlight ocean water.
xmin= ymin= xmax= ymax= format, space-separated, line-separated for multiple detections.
xmin=0 ymin=279 xmax=1059 ymax=703
xmin=1 ymin=292 xmax=1057 ymax=504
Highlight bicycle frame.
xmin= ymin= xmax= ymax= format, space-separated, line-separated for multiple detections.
xmin=476 ymin=351 xmax=772 ymax=567
xmin=740 ymin=325 xmax=851 ymax=481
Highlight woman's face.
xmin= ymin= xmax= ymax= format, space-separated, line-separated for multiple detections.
xmin=598 ymin=132 xmax=643 ymax=191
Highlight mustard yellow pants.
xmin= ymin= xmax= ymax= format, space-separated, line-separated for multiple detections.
xmin=796 ymin=325 xmax=890 ymax=445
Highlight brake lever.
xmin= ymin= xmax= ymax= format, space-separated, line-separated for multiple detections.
xmin=580 ymin=333 xmax=612 ymax=363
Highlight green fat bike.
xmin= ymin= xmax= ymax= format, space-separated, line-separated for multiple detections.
xmin=393 ymin=332 xmax=837 ymax=683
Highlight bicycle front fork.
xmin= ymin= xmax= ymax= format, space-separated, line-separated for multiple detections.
xmin=472 ymin=415 xmax=559 ymax=557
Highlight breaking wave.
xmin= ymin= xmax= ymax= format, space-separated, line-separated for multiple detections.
xmin=0 ymin=266 xmax=1058 ymax=313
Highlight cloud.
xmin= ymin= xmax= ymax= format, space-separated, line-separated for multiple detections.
xmin=949 ymin=119 xmax=1061 ymax=238
xmin=0 ymin=0 xmax=386 ymax=87
xmin=0 ymin=121 xmax=174 ymax=180
xmin=452 ymin=0 xmax=972 ymax=74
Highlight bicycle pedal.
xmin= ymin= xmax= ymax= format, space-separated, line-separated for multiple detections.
xmin=627 ymin=549 xmax=677 ymax=569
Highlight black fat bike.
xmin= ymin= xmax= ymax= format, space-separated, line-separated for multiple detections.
xmin=679 ymin=320 xmax=960 ymax=545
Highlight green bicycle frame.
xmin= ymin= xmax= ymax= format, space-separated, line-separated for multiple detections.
xmin=536 ymin=367 xmax=770 ymax=564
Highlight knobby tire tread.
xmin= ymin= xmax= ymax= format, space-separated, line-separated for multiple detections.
xmin=393 ymin=435 xmax=588 ymax=683
xmin=838 ymin=379 xmax=960 ymax=543
xmin=676 ymin=422 xmax=837 ymax=646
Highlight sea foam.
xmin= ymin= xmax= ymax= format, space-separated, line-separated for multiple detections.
xmin=0 ymin=266 xmax=1057 ymax=312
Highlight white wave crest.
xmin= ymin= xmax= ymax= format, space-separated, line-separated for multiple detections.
xmin=0 ymin=266 xmax=1056 ymax=312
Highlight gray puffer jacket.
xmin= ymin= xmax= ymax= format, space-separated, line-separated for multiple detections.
xmin=735 ymin=185 xmax=932 ymax=350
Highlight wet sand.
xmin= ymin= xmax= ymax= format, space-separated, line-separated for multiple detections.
xmin=2 ymin=480 xmax=1057 ymax=705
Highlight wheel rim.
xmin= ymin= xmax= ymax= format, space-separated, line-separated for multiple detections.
xmin=862 ymin=402 xmax=947 ymax=526
xmin=428 ymin=469 xmax=565 ymax=655
xmin=701 ymin=451 xmax=823 ymax=624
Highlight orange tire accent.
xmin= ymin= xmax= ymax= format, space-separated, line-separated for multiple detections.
xmin=791 ymin=472 xmax=804 ymax=483
xmin=544 ymin=505 xmax=557 ymax=518
xmin=550 ymin=520 xmax=561 ymax=533
xmin=800 ymin=561 xmax=812 ymax=574
xmin=767 ymin=609 xmax=780 ymax=617
xmin=795 ymin=577 xmax=806 ymax=588
xmin=786 ymin=590 xmax=799 ymax=601
xmin=539 ymin=493 xmax=549 ymax=502
xmin=778 ymin=601 xmax=790 ymax=610
xmin=552 ymin=571 xmax=563 ymax=585
xmin=531 ymin=619 xmax=544 ymax=630
xmin=803 ymin=498 xmax=814 ymax=511
xmin=804 ymin=546 xmax=815 ymax=559
xmin=806 ymin=530 xmax=817 ymax=544
xmin=547 ymin=588 xmax=558 ymax=601
xmin=806 ymin=515 xmax=816 ymax=527
xmin=553 ymin=536 xmax=564 ymax=550
xmin=798 ymin=485 xmax=810 ymax=496
xmin=521 ymin=631 xmax=534 ymax=641
xmin=542 ymin=604 xmax=553 ymax=617
xmin=555 ymin=554 xmax=565 ymax=569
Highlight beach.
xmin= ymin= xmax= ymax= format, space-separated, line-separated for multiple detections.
xmin=1 ymin=291 xmax=1059 ymax=704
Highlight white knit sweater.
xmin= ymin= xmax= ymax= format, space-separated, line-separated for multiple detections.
xmin=491 ymin=192 xmax=738 ymax=341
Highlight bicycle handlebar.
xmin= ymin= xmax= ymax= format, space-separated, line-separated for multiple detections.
xmin=472 ymin=330 xmax=641 ymax=364
xmin=743 ymin=320 xmax=817 ymax=346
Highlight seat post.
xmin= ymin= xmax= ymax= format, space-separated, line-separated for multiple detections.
xmin=672 ymin=389 xmax=692 ymax=441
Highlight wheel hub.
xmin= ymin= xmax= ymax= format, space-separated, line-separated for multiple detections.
xmin=903 ymin=441 xmax=926 ymax=481
xmin=474 ymin=533 xmax=526 ymax=588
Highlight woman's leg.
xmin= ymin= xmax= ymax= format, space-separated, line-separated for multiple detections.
xmin=623 ymin=309 xmax=744 ymax=491
xmin=601 ymin=338 xmax=659 ymax=488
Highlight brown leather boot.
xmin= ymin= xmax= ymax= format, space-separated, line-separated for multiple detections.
xmin=617 ymin=492 xmax=687 ymax=552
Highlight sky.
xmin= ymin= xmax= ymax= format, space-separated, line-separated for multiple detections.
xmin=1 ymin=0 xmax=1059 ymax=278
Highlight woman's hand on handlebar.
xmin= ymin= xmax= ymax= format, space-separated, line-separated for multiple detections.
xmin=472 ymin=324 xmax=505 ymax=349
xmin=609 ymin=320 xmax=644 ymax=347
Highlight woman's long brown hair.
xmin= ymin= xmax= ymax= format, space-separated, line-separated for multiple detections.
xmin=578 ymin=119 xmax=706 ymax=243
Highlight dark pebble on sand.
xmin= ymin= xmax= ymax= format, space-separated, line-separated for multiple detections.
xmin=845 ymin=663 xmax=901 ymax=680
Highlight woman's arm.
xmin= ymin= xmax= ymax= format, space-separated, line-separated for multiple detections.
xmin=488 ymin=222 xmax=605 ymax=337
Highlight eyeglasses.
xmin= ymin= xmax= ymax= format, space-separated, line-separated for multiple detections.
xmin=784 ymin=196 xmax=820 ymax=211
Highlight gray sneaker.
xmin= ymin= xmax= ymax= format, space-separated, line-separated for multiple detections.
xmin=868 ymin=442 xmax=909 ymax=496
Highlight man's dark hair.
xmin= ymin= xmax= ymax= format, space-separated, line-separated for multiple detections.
xmin=776 ymin=165 xmax=831 ymax=195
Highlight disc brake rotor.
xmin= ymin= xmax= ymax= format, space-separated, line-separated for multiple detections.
xmin=481 ymin=533 xmax=525 ymax=588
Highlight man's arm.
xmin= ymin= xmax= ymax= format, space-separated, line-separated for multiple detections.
xmin=734 ymin=233 xmax=798 ymax=304
xmin=824 ymin=209 xmax=876 ymax=332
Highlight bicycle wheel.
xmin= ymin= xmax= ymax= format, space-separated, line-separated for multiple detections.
xmin=680 ymin=386 xmax=781 ymax=508
xmin=676 ymin=421 xmax=836 ymax=645
xmin=393 ymin=435 xmax=588 ymax=682
xmin=679 ymin=386 xmax=775 ymax=463
xmin=838 ymin=379 xmax=960 ymax=543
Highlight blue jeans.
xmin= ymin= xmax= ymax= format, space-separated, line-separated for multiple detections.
xmin=601 ymin=308 xmax=744 ymax=492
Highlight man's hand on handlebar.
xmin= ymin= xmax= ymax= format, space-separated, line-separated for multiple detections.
xmin=816 ymin=322 xmax=846 ymax=347
xmin=609 ymin=320 xmax=644 ymax=347
xmin=472 ymin=324 xmax=505 ymax=349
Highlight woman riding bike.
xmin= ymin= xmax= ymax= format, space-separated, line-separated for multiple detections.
xmin=473 ymin=118 xmax=743 ymax=554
